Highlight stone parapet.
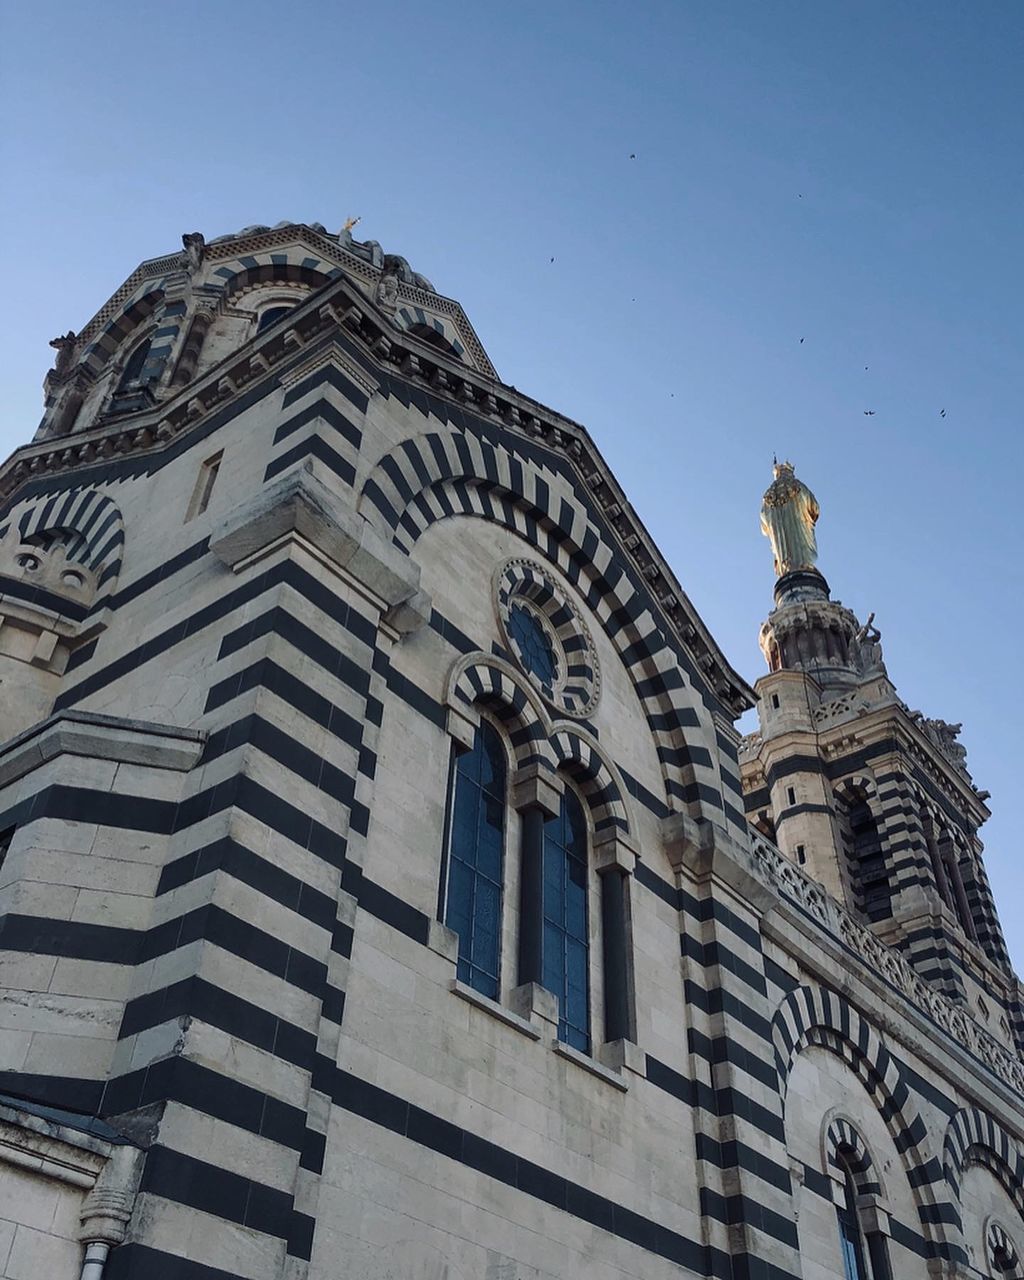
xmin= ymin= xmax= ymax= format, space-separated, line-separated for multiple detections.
xmin=749 ymin=834 xmax=1024 ymax=1099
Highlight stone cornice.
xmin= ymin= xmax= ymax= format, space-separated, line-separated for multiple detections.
xmin=71 ymin=223 xmax=498 ymax=378
xmin=2 ymin=274 xmax=754 ymax=717
xmin=0 ymin=710 xmax=206 ymax=789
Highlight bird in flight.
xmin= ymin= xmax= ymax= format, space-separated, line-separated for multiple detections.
xmin=550 ymin=257 xmax=555 ymax=263
xmin=799 ymin=337 xmax=805 ymax=344
xmin=940 ymin=409 xmax=947 ymax=418
xmin=629 ymin=153 xmax=636 ymax=159
xmin=863 ymin=410 xmax=877 ymax=416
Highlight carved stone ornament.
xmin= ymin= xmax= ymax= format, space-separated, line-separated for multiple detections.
xmin=182 ymin=231 xmax=206 ymax=272
xmin=48 ymin=331 xmax=78 ymax=380
xmin=749 ymin=835 xmax=1024 ymax=1097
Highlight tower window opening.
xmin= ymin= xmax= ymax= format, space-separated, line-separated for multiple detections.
xmin=840 ymin=793 xmax=891 ymax=921
xmin=771 ymin=693 xmax=780 ymax=709
xmin=796 ymin=844 xmax=806 ymax=866
xmin=0 ymin=828 xmax=12 ymax=872
xmin=941 ymin=835 xmax=978 ymax=941
xmin=787 ymin=786 xmax=796 ymax=806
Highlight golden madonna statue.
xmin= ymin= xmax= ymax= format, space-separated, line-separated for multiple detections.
xmin=760 ymin=460 xmax=820 ymax=578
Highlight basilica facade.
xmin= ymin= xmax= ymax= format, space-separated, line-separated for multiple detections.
xmin=0 ymin=221 xmax=1020 ymax=1280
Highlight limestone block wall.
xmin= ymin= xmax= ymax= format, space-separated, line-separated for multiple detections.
xmin=0 ymin=260 xmax=1020 ymax=1280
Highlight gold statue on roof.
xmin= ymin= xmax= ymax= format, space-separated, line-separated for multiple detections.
xmin=760 ymin=460 xmax=820 ymax=578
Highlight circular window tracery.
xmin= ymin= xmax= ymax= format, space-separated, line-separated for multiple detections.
xmin=495 ymin=559 xmax=600 ymax=718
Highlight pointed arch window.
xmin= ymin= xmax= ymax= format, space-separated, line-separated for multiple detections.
xmin=444 ymin=720 xmax=507 ymax=999
xmin=116 ymin=333 xmax=153 ymax=393
xmin=542 ymin=786 xmax=591 ymax=1051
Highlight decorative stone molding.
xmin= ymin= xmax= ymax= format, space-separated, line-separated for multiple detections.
xmin=511 ymin=761 xmax=563 ymax=819
xmin=79 ymin=1144 xmax=144 ymax=1246
xmin=749 ymin=835 xmax=1024 ymax=1096
xmin=0 ymin=269 xmax=753 ymax=715
xmin=0 ymin=1100 xmax=143 ymax=1247
xmin=593 ymin=828 xmax=638 ymax=876
xmin=210 ymin=464 xmax=429 ymax=628
xmin=662 ymin=812 xmax=774 ymax=909
xmin=0 ymin=709 xmax=206 ymax=789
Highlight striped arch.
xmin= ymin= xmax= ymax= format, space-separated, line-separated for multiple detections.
xmin=831 ymin=772 xmax=882 ymax=817
xmin=549 ymin=727 xmax=630 ymax=835
xmin=824 ymin=1117 xmax=883 ymax=1199
xmin=943 ymin=1108 xmax=1024 ymax=1227
xmin=0 ymin=488 xmax=124 ymax=602
xmin=446 ymin=656 xmax=553 ymax=774
xmin=394 ymin=306 xmax=466 ymax=360
xmin=213 ymin=256 xmax=340 ymax=304
xmin=80 ymin=288 xmax=169 ymax=383
xmin=988 ymin=1220 xmax=1024 ymax=1278
xmin=772 ymin=985 xmax=944 ymax=1234
xmin=359 ymin=431 xmax=723 ymax=822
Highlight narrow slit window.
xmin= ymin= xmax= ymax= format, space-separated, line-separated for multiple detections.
xmin=185 ymin=451 xmax=223 ymax=522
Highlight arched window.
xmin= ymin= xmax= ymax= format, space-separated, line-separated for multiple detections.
xmin=836 ymin=1153 xmax=869 ymax=1279
xmin=834 ymin=1150 xmax=893 ymax=1280
xmin=542 ymin=786 xmax=590 ymax=1051
xmin=922 ymin=812 xmax=978 ymax=940
xmin=444 ymin=721 xmax=507 ymax=999
xmin=838 ymin=791 xmax=889 ymax=921
xmin=116 ymin=333 xmax=153 ymax=393
xmin=256 ymin=304 xmax=294 ymax=333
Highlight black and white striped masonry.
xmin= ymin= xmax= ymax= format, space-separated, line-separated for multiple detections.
xmin=0 ymin=221 xmax=1020 ymax=1280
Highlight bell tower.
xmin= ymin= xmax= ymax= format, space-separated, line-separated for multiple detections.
xmin=741 ymin=463 xmax=1023 ymax=1052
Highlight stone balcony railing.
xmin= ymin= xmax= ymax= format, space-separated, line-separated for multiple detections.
xmin=748 ymin=834 xmax=1024 ymax=1098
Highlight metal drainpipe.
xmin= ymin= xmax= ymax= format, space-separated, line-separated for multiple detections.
xmin=79 ymin=1241 xmax=110 ymax=1280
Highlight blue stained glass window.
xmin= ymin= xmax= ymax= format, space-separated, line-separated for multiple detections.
xmin=836 ymin=1158 xmax=869 ymax=1280
xmin=542 ymin=787 xmax=590 ymax=1051
xmin=509 ymin=602 xmax=558 ymax=686
xmin=445 ymin=721 xmax=507 ymax=999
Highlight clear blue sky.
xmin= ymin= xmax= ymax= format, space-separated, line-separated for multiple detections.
xmin=2 ymin=2 xmax=1021 ymax=972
